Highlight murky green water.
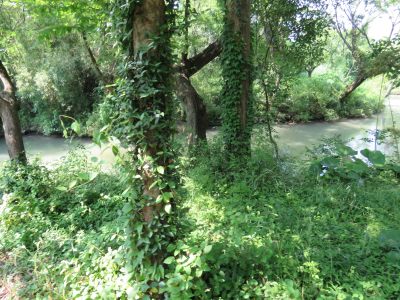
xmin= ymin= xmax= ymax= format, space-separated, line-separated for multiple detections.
xmin=275 ymin=95 xmax=400 ymax=156
xmin=274 ymin=95 xmax=400 ymax=156
xmin=208 ymin=95 xmax=400 ymax=157
xmin=0 ymin=136 xmax=114 ymax=164
xmin=1 ymin=96 xmax=399 ymax=163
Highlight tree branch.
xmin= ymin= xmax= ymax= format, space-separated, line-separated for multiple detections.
xmin=0 ymin=60 xmax=15 ymax=95
xmin=334 ymin=6 xmax=353 ymax=52
xmin=181 ymin=40 xmax=222 ymax=77
xmin=81 ymin=32 xmax=105 ymax=82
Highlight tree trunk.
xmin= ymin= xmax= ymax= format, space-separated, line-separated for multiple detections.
xmin=176 ymin=73 xmax=208 ymax=145
xmin=339 ymin=74 xmax=367 ymax=104
xmin=384 ymin=81 xmax=395 ymax=99
xmin=176 ymin=40 xmax=222 ymax=147
xmin=0 ymin=60 xmax=26 ymax=162
xmin=81 ymin=32 xmax=105 ymax=83
xmin=131 ymin=0 xmax=169 ymax=223
xmin=222 ymin=0 xmax=252 ymax=157
xmin=132 ymin=0 xmax=165 ymax=59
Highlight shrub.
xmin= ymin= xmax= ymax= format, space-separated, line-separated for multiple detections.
xmin=273 ymin=74 xmax=384 ymax=122
xmin=15 ymin=34 xmax=99 ymax=135
xmin=282 ymin=74 xmax=343 ymax=122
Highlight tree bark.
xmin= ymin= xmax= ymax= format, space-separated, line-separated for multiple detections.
xmin=182 ymin=40 xmax=222 ymax=77
xmin=0 ymin=60 xmax=26 ymax=162
xmin=81 ymin=32 xmax=105 ymax=82
xmin=176 ymin=40 xmax=221 ymax=146
xmin=223 ymin=0 xmax=252 ymax=157
xmin=339 ymin=74 xmax=367 ymax=104
xmin=132 ymin=0 xmax=165 ymax=59
xmin=131 ymin=0 xmax=168 ymax=223
xmin=176 ymin=73 xmax=208 ymax=145
xmin=174 ymin=0 xmax=212 ymax=147
xmin=228 ymin=0 xmax=251 ymax=133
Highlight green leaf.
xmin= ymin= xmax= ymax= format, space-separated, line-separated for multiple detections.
xmin=360 ymin=149 xmax=385 ymax=166
xmin=163 ymin=256 xmax=175 ymax=265
xmin=156 ymin=166 xmax=165 ymax=175
xmin=71 ymin=121 xmax=81 ymax=135
xmin=69 ymin=180 xmax=78 ymax=190
xmin=195 ymin=269 xmax=203 ymax=278
xmin=164 ymin=204 xmax=172 ymax=214
xmin=78 ymin=172 xmax=90 ymax=181
xmin=112 ymin=145 xmax=119 ymax=156
xmin=56 ymin=186 xmax=68 ymax=192
xmin=336 ymin=144 xmax=357 ymax=156
xmin=345 ymin=159 xmax=369 ymax=174
xmin=122 ymin=203 xmax=133 ymax=214
xmin=203 ymin=245 xmax=212 ymax=254
xmin=162 ymin=192 xmax=173 ymax=202
xmin=89 ymin=172 xmax=98 ymax=181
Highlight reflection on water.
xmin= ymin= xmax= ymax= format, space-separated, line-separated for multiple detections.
xmin=1 ymin=96 xmax=400 ymax=164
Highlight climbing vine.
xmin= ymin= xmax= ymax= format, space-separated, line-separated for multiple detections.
xmin=98 ymin=0 xmax=181 ymax=297
xmin=220 ymin=0 xmax=254 ymax=159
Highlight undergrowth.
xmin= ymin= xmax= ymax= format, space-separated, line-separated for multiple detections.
xmin=0 ymin=138 xmax=400 ymax=299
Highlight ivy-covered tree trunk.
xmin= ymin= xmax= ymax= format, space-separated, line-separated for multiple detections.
xmin=0 ymin=60 xmax=26 ymax=163
xmin=221 ymin=0 xmax=253 ymax=158
xmin=129 ymin=0 xmax=174 ymax=223
xmin=119 ymin=0 xmax=177 ymax=295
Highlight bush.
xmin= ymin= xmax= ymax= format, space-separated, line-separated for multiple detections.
xmin=15 ymin=34 xmax=99 ymax=135
xmin=175 ymin=138 xmax=400 ymax=299
xmin=345 ymin=80 xmax=384 ymax=117
xmin=280 ymin=74 xmax=343 ymax=122
xmin=0 ymin=149 xmax=131 ymax=298
xmin=273 ymin=74 xmax=384 ymax=123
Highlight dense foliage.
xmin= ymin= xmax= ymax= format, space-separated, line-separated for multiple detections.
xmin=1 ymin=0 xmax=400 ymax=298
xmin=1 ymin=139 xmax=400 ymax=298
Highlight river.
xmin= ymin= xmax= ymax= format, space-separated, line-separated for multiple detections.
xmin=273 ymin=95 xmax=400 ymax=156
xmin=1 ymin=95 xmax=399 ymax=163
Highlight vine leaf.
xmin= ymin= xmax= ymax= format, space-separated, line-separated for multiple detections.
xmin=360 ymin=149 xmax=385 ymax=166
xmin=71 ymin=121 xmax=81 ymax=135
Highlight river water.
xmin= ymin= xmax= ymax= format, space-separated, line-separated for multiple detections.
xmin=1 ymin=95 xmax=399 ymax=163
xmin=273 ymin=95 xmax=400 ymax=157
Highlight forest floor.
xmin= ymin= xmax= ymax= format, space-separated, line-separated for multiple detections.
xmin=0 ymin=125 xmax=399 ymax=298
xmin=0 ymin=253 xmax=21 ymax=300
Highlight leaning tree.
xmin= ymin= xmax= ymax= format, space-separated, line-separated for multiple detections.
xmin=332 ymin=0 xmax=400 ymax=104
xmin=0 ymin=60 xmax=26 ymax=162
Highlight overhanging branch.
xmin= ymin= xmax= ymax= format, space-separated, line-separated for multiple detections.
xmin=180 ymin=40 xmax=222 ymax=77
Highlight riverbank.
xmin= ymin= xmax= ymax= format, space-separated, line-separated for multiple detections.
xmin=1 ymin=96 xmax=399 ymax=163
